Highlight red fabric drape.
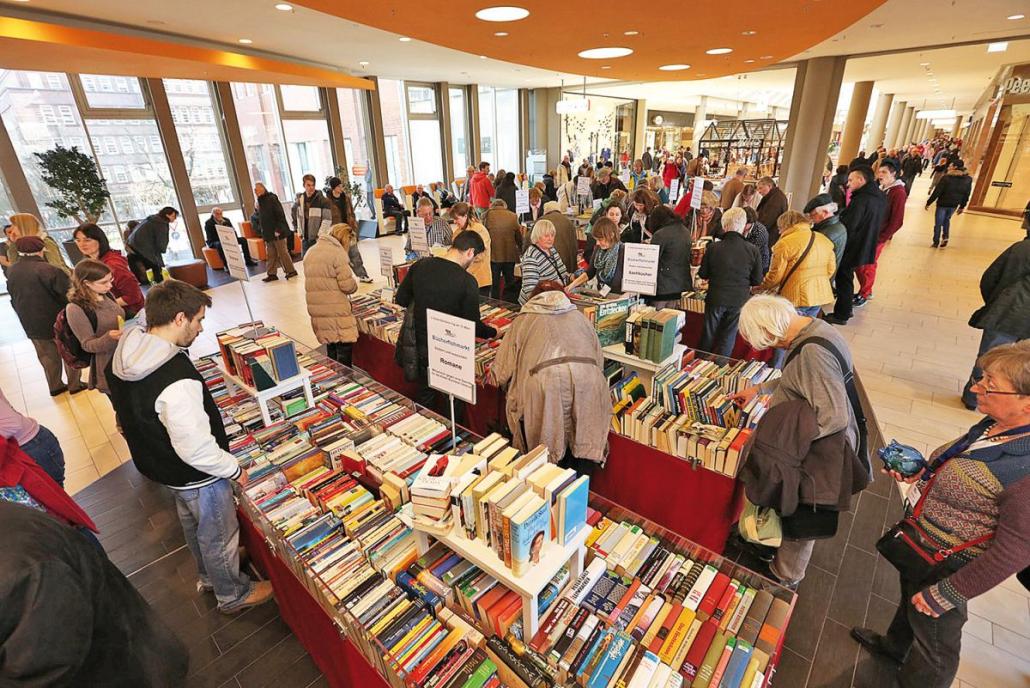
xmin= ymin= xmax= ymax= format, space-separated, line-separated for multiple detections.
xmin=0 ymin=436 xmax=97 ymax=531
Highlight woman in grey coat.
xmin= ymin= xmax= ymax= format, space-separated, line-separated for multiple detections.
xmin=66 ymin=259 xmax=125 ymax=395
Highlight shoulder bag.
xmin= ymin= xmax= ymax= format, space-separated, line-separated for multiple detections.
xmin=771 ymin=230 xmax=816 ymax=294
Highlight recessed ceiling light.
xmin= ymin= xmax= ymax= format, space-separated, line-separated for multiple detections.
xmin=494 ymin=31 xmax=509 ymax=36
xmin=358 ymin=61 xmax=369 ymax=66
xmin=601 ymin=66 xmax=612 ymax=70
xmin=474 ymin=6 xmax=530 ymax=21
xmin=987 ymin=41 xmax=1008 ymax=52
xmin=238 ymin=38 xmax=253 ymax=44
xmin=760 ymin=55 xmax=773 ymax=60
xmin=741 ymin=30 xmax=757 ymax=36
xmin=1007 ymin=14 xmax=1025 ymax=20
xmin=744 ymin=59 xmax=756 ymax=63
xmin=658 ymin=64 xmax=691 ymax=71
xmin=920 ymin=62 xmax=930 ymax=66
xmin=274 ymin=3 xmax=293 ymax=10
xmin=578 ymin=47 xmax=633 ymax=59
xmin=706 ymin=47 xmax=733 ymax=55
xmin=479 ymin=55 xmax=487 ymax=59
xmin=624 ymin=30 xmax=639 ymax=36
xmin=399 ymin=36 xmax=412 ymax=42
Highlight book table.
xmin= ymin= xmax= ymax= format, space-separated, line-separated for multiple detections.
xmin=218 ymin=364 xmax=315 ymax=427
xmin=401 ymin=506 xmax=590 ymax=638
xmin=602 ymin=342 xmax=688 ymax=389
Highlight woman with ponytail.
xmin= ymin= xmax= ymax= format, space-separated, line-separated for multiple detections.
xmin=66 ymin=259 xmax=124 ymax=395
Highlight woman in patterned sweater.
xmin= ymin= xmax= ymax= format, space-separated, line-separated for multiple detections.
xmin=852 ymin=340 xmax=1030 ymax=687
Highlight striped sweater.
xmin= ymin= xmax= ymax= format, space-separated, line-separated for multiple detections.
xmin=518 ymin=244 xmax=569 ymax=304
xmin=918 ymin=418 xmax=1030 ymax=614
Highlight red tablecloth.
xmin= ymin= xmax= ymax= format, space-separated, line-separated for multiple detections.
xmin=681 ymin=310 xmax=774 ymax=363
xmin=239 ymin=511 xmax=390 ymax=688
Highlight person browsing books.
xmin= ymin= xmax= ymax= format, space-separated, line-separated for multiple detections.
xmin=106 ymin=280 xmax=273 ymax=614
xmin=395 ymin=231 xmax=497 ymax=421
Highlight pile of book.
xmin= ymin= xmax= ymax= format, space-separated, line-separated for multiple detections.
xmin=609 ymin=354 xmax=779 ymax=477
xmin=570 ymin=293 xmax=638 ymax=348
xmin=521 ymin=513 xmax=792 ymax=688
xmin=216 ymin=323 xmax=302 ymax=390
xmin=623 ymin=308 xmax=686 ymax=363
xmin=679 ymin=291 xmax=706 ymax=315
xmin=350 ymin=291 xmax=406 ymax=344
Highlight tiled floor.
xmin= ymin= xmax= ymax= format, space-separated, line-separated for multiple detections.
xmin=2 ymin=176 xmax=1028 ymax=686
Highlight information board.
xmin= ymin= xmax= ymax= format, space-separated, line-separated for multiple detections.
xmin=515 ymin=189 xmax=530 ymax=215
xmin=409 ymin=216 xmax=429 ymax=254
xmin=576 ymin=175 xmax=592 ymax=197
xmin=669 ymin=178 xmax=680 ymax=202
xmin=215 ymin=225 xmax=250 ymax=282
xmin=690 ymin=177 xmax=705 ymax=210
xmin=621 ymin=243 xmax=660 ymax=295
xmin=379 ymin=246 xmax=394 ymax=278
xmin=426 ymin=309 xmax=477 ymax=404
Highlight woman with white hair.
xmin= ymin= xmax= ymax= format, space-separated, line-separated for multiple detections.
xmin=518 ymin=219 xmax=570 ymax=304
xmin=730 ymin=294 xmax=861 ymax=589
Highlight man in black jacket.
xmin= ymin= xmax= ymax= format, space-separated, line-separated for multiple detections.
xmin=255 ymin=182 xmax=297 ymax=282
xmin=925 ymin=162 xmax=973 ymax=248
xmin=826 ymin=167 xmax=887 ymax=325
xmin=410 ymin=184 xmax=438 ymax=212
xmin=292 ymin=174 xmax=331 ymax=253
xmin=204 ymin=207 xmax=257 ymax=268
xmin=756 ymin=177 xmax=789 ymax=244
xmin=127 ymin=206 xmax=177 ymax=284
xmin=590 ymin=167 xmax=628 ymax=200
xmin=381 ymin=184 xmax=408 ymax=234
xmin=697 ymin=208 xmax=763 ymax=356
xmin=395 ymin=231 xmax=496 ymax=421
xmin=6 ymin=236 xmax=85 ymax=396
xmin=0 ymin=502 xmax=190 ymax=686
xmin=900 ymin=147 xmax=924 ymax=195
xmin=961 ymin=236 xmax=1030 ymax=408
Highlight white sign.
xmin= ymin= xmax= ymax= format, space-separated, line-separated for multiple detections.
xmin=408 ymin=216 xmax=429 ymax=254
xmin=619 ymin=171 xmax=631 ymax=187
xmin=381 ymin=287 xmax=394 ymax=304
xmin=592 ymin=199 xmax=603 ymax=212
xmin=515 ymin=189 xmax=530 ymax=215
xmin=622 ymin=243 xmax=660 ymax=296
xmin=426 ymin=309 xmax=477 ymax=405
xmin=379 ymin=246 xmax=394 ymax=278
xmin=669 ymin=178 xmax=680 ymax=201
xmin=576 ymin=175 xmax=592 ymax=197
xmin=690 ymin=177 xmax=705 ymax=210
xmin=215 ymin=225 xmax=250 ymax=282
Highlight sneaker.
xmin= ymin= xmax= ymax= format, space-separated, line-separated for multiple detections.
xmin=196 ymin=580 xmax=213 ymax=594
xmin=359 ymin=276 xmax=374 ymax=284
xmin=853 ymin=296 xmax=869 ymax=309
xmin=850 ymin=627 xmax=905 ymax=665
xmin=219 ymin=580 xmax=275 ymax=615
xmin=932 ymin=241 xmax=939 ymax=248
xmin=940 ymin=239 xmax=949 ymax=248
xmin=262 ymin=275 xmax=279 ymax=282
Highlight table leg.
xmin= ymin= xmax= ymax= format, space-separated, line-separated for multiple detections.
xmin=523 ymin=591 xmax=540 ymax=638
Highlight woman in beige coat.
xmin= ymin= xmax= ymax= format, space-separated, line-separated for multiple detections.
xmin=449 ymin=202 xmax=492 ymax=294
xmin=487 ymin=282 xmax=612 ymax=474
xmin=304 ymin=223 xmax=359 ymax=366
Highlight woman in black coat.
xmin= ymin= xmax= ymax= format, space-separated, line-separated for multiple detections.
xmin=494 ymin=172 xmax=518 ymax=213
xmin=647 ymin=206 xmax=693 ymax=308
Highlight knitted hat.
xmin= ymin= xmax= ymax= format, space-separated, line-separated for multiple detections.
xmin=803 ymin=193 xmax=834 ymax=214
xmin=15 ymin=236 xmax=45 ymax=254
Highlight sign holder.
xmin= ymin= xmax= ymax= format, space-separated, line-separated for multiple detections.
xmin=215 ymin=225 xmax=258 ymax=335
xmin=425 ymin=309 xmax=477 ymax=447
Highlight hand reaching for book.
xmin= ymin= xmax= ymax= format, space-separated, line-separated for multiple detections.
xmin=728 ymin=386 xmax=760 ymax=408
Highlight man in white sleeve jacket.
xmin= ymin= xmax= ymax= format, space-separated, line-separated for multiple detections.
xmin=106 ymin=279 xmax=273 ymax=614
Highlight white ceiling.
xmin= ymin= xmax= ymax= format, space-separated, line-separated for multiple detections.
xmin=2 ymin=0 xmax=1029 ymax=114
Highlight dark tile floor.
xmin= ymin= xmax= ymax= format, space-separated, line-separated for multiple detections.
xmin=76 ymin=461 xmax=325 ymax=688
xmin=73 ymin=373 xmax=899 ymax=688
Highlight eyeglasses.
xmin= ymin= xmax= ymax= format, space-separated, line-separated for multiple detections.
xmin=971 ymin=375 xmax=1027 ymax=397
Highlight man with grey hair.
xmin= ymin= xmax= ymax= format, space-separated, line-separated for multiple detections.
xmin=697 ymin=207 xmax=763 ymax=357
xmin=404 ymin=196 xmax=451 ymax=260
xmin=804 ymin=193 xmax=846 ymax=272
xmin=204 ymin=207 xmax=257 ymax=269
xmin=756 ymin=176 xmax=789 ymax=244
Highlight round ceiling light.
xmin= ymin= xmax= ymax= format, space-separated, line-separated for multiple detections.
xmin=741 ymin=30 xmax=757 ymax=36
xmin=238 ymin=38 xmax=253 ymax=44
xmin=494 ymin=31 xmax=509 ymax=36
xmin=624 ymin=30 xmax=639 ymax=36
xmin=1007 ymin=14 xmax=1025 ymax=20
xmin=474 ymin=6 xmax=529 ymax=21
xmin=578 ymin=47 xmax=633 ymax=59
xmin=706 ymin=47 xmax=733 ymax=55
xmin=760 ymin=55 xmax=773 ymax=60
xmin=744 ymin=59 xmax=756 ymax=63
xmin=658 ymin=64 xmax=691 ymax=71
xmin=274 ymin=3 xmax=293 ymax=10
xmin=601 ymin=66 xmax=612 ymax=70
xmin=399 ymin=36 xmax=412 ymax=42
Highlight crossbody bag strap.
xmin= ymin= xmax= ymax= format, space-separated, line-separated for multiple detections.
xmin=531 ymin=244 xmax=565 ymax=280
xmin=777 ymin=230 xmax=816 ymax=293
xmin=784 ymin=336 xmax=865 ymax=427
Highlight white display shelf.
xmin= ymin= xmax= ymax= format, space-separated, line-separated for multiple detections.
xmin=400 ymin=505 xmax=588 ymax=637
xmin=603 ymin=342 xmax=687 ymax=387
xmin=217 ymin=363 xmax=314 ymax=427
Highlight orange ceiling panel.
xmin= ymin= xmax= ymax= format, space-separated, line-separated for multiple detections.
xmin=0 ymin=16 xmax=374 ymax=89
xmin=292 ymin=0 xmax=887 ymax=81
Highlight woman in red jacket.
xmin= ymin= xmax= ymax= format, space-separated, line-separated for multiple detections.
xmin=73 ymin=223 xmax=145 ymax=317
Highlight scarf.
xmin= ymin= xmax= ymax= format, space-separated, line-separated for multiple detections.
xmin=593 ymin=242 xmax=621 ymax=284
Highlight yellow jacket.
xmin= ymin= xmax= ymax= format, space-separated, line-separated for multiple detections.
xmin=759 ymin=223 xmax=836 ymax=307
xmin=452 ymin=221 xmax=492 ymax=288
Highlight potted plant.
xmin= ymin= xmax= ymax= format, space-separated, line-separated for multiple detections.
xmin=34 ymin=145 xmax=111 ymax=224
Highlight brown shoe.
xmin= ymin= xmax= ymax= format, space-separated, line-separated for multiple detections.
xmin=219 ymin=580 xmax=274 ymax=615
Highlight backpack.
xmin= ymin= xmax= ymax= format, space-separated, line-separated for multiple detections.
xmin=54 ymin=305 xmax=98 ymax=369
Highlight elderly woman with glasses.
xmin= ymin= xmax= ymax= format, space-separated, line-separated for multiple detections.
xmin=518 ymin=219 xmax=570 ymax=305
xmin=851 ymin=340 xmax=1030 ymax=688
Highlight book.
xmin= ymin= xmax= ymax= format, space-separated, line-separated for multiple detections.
xmin=509 ymin=494 xmax=549 ymax=577
xmin=555 ymin=476 xmax=589 ymax=545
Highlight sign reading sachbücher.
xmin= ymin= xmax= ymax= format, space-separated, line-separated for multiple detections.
xmin=621 ymin=243 xmax=660 ymax=296
xmin=426 ymin=309 xmax=477 ymax=404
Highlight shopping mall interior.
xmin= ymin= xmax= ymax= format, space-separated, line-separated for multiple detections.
xmin=0 ymin=0 xmax=1028 ymax=686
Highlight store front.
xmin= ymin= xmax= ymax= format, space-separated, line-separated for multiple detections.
xmin=558 ymin=93 xmax=637 ymax=167
xmin=968 ymin=63 xmax=1030 ymax=218
xmin=644 ymin=109 xmax=695 ymax=155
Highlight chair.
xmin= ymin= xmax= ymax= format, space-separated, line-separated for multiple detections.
xmin=247 ymin=237 xmax=267 ymax=261
xmin=201 ymin=246 xmax=225 ymax=270
xmin=240 ymin=221 xmax=257 ymax=239
xmin=290 ymin=233 xmax=302 ymax=256
xmin=167 ymin=259 xmax=209 ymax=289
xmin=373 ymin=188 xmax=396 ymax=236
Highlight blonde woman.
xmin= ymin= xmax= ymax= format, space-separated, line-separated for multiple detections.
xmin=66 ymin=259 xmax=124 ymax=395
xmin=304 ymin=223 xmax=358 ymax=366
xmin=450 ymin=202 xmax=492 ymax=295
xmin=2 ymin=213 xmax=69 ymax=272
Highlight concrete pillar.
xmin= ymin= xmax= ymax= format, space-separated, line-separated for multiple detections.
xmin=863 ymin=92 xmax=893 ymax=151
xmin=951 ymin=116 xmax=964 ymax=139
xmin=838 ymin=80 xmax=874 ymax=165
xmin=896 ymin=106 xmax=914 ymax=149
xmin=633 ymin=99 xmax=647 ymax=162
xmin=780 ymin=56 xmax=847 ymax=208
xmin=883 ymin=100 xmax=906 ymax=151
xmin=916 ymin=118 xmax=929 ymax=142
xmin=692 ymin=96 xmax=708 ymax=155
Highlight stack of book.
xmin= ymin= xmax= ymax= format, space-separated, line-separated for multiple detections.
xmin=216 ymin=324 xmax=302 ymax=390
xmin=609 ymin=354 xmax=779 ymax=477
xmin=570 ymin=293 xmax=639 ymax=348
xmin=623 ymin=308 xmax=686 ymax=363
xmin=679 ymin=291 xmax=706 ymax=314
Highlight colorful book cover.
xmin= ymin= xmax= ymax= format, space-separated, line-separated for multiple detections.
xmin=556 ymin=475 xmax=589 ymax=545
xmin=509 ymin=495 xmax=549 ymax=577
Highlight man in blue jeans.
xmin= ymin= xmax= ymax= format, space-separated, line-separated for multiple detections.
xmin=1 ymin=388 xmax=65 ymax=486
xmin=925 ymin=161 xmax=972 ymax=248
xmin=107 ymin=280 xmax=273 ymax=614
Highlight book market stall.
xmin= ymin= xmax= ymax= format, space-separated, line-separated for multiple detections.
xmin=206 ymin=327 xmax=798 ymax=688
xmin=697 ymin=119 xmax=787 ymax=178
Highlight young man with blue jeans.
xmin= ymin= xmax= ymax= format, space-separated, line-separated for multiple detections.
xmin=107 ymin=280 xmax=273 ymax=614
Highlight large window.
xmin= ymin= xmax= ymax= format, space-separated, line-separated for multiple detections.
xmin=337 ymin=87 xmax=375 ymax=214
xmin=449 ymin=87 xmax=469 ymax=175
xmin=280 ymin=85 xmax=321 ymax=112
xmin=405 ymin=83 xmax=443 ymax=185
xmin=79 ymin=74 xmax=147 ymax=109
xmin=0 ymin=176 xmax=13 ymax=221
xmin=282 ymin=119 xmax=333 ymax=184
xmin=478 ymin=86 xmax=520 ymax=173
xmin=378 ymin=79 xmax=412 ymax=187
xmin=164 ymin=79 xmax=237 ymax=210
xmin=231 ymin=83 xmax=292 ymax=200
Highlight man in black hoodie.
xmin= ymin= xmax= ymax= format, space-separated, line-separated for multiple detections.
xmin=826 ymin=166 xmax=887 ymax=325
xmin=925 ymin=162 xmax=973 ymax=248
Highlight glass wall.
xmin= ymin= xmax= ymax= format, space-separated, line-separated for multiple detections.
xmin=449 ymin=87 xmax=469 ymax=176
xmin=79 ymin=74 xmax=147 ymax=109
xmin=280 ymin=85 xmax=321 ymax=112
xmin=405 ymin=83 xmax=443 ymax=185
xmin=231 ymin=82 xmax=292 ymax=200
xmin=164 ymin=79 xmax=237 ymax=210
xmin=478 ymin=86 xmax=520 ymax=173
xmin=378 ymin=79 xmax=413 ymax=187
xmin=282 ymin=119 xmax=333 ymax=184
xmin=337 ymin=88 xmax=375 ymax=214
xmin=560 ymin=92 xmax=637 ymax=168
